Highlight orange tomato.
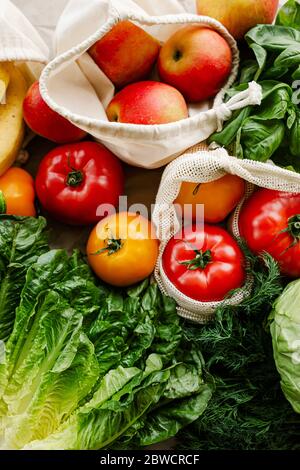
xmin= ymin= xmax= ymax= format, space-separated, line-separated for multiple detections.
xmin=175 ymin=174 xmax=245 ymax=223
xmin=0 ymin=167 xmax=36 ymax=217
xmin=87 ymin=212 xmax=159 ymax=287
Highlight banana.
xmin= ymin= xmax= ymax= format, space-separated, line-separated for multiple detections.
xmin=0 ymin=63 xmax=28 ymax=176
xmin=0 ymin=65 xmax=10 ymax=104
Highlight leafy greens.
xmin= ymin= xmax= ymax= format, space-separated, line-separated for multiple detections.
xmin=0 ymin=216 xmax=211 ymax=450
xmin=0 ymin=216 xmax=48 ymax=342
xmin=209 ymin=10 xmax=300 ymax=170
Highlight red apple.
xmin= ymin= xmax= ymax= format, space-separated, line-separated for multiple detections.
xmin=158 ymin=26 xmax=232 ymax=103
xmin=106 ymin=81 xmax=189 ymax=125
xmin=89 ymin=21 xmax=160 ymax=89
xmin=197 ymin=0 xmax=279 ymax=40
xmin=23 ymin=81 xmax=87 ymax=144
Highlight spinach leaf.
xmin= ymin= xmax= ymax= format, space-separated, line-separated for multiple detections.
xmin=87 ymin=281 xmax=180 ymax=376
xmin=287 ymin=104 xmax=297 ymax=129
xmin=137 ymin=384 xmax=213 ymax=447
xmin=113 ymin=346 xmax=214 ymax=449
xmin=262 ymin=65 xmax=289 ymax=80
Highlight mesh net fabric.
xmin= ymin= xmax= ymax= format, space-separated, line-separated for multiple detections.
xmin=152 ymin=144 xmax=300 ymax=323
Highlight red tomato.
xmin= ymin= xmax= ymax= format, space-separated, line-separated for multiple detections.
xmin=162 ymin=224 xmax=245 ymax=302
xmin=239 ymin=189 xmax=300 ymax=278
xmin=35 ymin=142 xmax=124 ymax=226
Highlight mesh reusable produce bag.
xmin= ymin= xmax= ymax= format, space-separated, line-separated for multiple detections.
xmin=152 ymin=144 xmax=300 ymax=323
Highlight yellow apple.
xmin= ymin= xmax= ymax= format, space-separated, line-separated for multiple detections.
xmin=197 ymin=0 xmax=279 ymax=39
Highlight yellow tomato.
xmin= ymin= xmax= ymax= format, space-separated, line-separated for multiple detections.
xmin=87 ymin=212 xmax=159 ymax=287
xmin=0 ymin=167 xmax=36 ymax=217
xmin=175 ymin=174 xmax=245 ymax=223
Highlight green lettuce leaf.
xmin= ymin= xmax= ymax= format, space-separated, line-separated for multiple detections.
xmin=0 ymin=217 xmax=213 ymax=451
xmin=1 ymin=249 xmax=101 ymax=391
xmin=3 ymin=332 xmax=99 ymax=449
xmin=0 ymin=216 xmax=48 ymax=342
xmin=23 ymin=361 xmax=170 ymax=450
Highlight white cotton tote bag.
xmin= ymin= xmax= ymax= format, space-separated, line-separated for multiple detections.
xmin=36 ymin=0 xmax=262 ymax=168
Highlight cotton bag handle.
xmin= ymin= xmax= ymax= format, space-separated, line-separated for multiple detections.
xmin=214 ymin=81 xmax=262 ymax=131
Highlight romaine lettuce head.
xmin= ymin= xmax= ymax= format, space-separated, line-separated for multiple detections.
xmin=0 ymin=216 xmax=48 ymax=342
xmin=270 ymin=279 xmax=300 ymax=413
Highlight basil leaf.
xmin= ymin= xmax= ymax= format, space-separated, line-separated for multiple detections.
xmin=240 ymin=119 xmax=286 ymax=162
xmin=239 ymin=61 xmax=259 ymax=84
xmin=292 ymin=64 xmax=300 ymax=79
xmin=289 ymin=109 xmax=300 ymax=156
xmin=287 ymin=105 xmax=297 ymax=129
xmin=276 ymin=0 xmax=300 ymax=30
xmin=209 ymin=107 xmax=252 ymax=147
xmin=262 ymin=65 xmax=289 ymax=80
xmin=254 ymin=85 xmax=291 ymax=121
xmin=246 ymin=24 xmax=300 ymax=52
xmin=250 ymin=43 xmax=267 ymax=72
xmin=274 ymin=45 xmax=300 ymax=71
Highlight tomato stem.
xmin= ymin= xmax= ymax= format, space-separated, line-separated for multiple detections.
xmin=0 ymin=191 xmax=6 ymax=214
xmin=66 ymin=152 xmax=84 ymax=187
xmin=288 ymin=215 xmax=300 ymax=238
xmin=179 ymin=249 xmax=212 ymax=270
xmin=66 ymin=170 xmax=84 ymax=187
xmin=92 ymin=238 xmax=123 ymax=256
xmin=193 ymin=184 xmax=201 ymax=196
xmin=277 ymin=214 xmax=300 ymax=254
